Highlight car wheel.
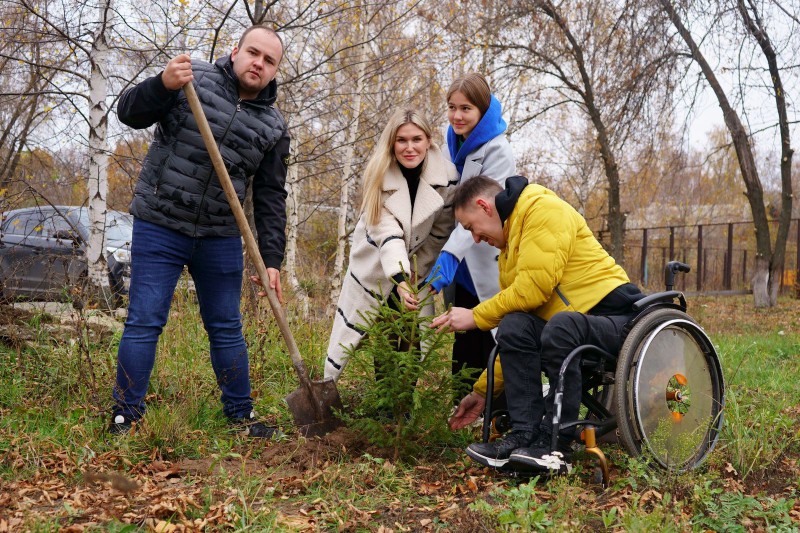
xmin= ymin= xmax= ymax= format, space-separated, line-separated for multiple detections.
xmin=107 ymin=270 xmax=125 ymax=309
xmin=71 ymin=273 xmax=88 ymax=310
xmin=0 ymin=277 xmax=9 ymax=305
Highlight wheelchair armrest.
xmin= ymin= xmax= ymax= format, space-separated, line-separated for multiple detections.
xmin=632 ymin=291 xmax=687 ymax=313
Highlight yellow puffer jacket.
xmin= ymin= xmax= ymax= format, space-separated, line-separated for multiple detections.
xmin=473 ymin=180 xmax=630 ymax=396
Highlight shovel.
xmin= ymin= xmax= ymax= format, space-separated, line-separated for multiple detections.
xmin=184 ymin=82 xmax=342 ymax=437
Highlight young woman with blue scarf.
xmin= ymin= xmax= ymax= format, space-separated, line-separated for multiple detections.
xmin=426 ymin=73 xmax=517 ymax=389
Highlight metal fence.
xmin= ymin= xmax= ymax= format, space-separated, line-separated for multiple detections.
xmin=601 ymin=219 xmax=800 ymax=294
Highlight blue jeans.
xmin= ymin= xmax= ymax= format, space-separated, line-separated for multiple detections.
xmin=113 ymin=218 xmax=253 ymax=421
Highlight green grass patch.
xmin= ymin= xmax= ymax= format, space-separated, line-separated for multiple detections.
xmin=0 ymin=294 xmax=798 ymax=530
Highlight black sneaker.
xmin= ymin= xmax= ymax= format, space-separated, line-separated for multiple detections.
xmin=229 ymin=412 xmax=281 ymax=439
xmin=508 ymin=433 xmax=573 ymax=474
xmin=108 ymin=414 xmax=133 ymax=435
xmin=465 ymin=430 xmax=536 ymax=468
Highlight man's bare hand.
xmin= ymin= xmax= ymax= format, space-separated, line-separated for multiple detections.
xmin=431 ymin=306 xmax=477 ymax=332
xmin=249 ymin=267 xmax=284 ymax=304
xmin=162 ymin=54 xmax=193 ymax=90
xmin=449 ymin=391 xmax=486 ymax=430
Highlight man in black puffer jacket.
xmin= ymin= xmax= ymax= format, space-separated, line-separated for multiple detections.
xmin=110 ymin=26 xmax=290 ymax=439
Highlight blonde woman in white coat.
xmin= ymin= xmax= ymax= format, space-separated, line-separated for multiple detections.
xmin=324 ymin=108 xmax=460 ymax=381
xmin=425 ymin=73 xmax=517 ymax=385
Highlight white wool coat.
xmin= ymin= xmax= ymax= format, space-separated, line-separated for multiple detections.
xmin=324 ymin=146 xmax=459 ymax=380
xmin=442 ymin=134 xmax=516 ymax=302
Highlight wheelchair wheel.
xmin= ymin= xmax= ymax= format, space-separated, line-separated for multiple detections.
xmin=615 ymin=308 xmax=724 ymax=470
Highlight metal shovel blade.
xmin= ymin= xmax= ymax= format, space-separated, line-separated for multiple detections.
xmin=285 ymin=378 xmax=344 ymax=437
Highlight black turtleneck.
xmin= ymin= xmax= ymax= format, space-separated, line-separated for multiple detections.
xmin=389 ymin=161 xmax=424 ymax=288
xmin=399 ymin=161 xmax=423 ymax=210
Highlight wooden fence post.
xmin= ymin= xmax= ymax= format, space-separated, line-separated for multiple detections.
xmin=795 ymin=220 xmax=800 ymax=297
xmin=742 ymin=250 xmax=748 ymax=286
xmin=669 ymin=226 xmax=675 ymax=259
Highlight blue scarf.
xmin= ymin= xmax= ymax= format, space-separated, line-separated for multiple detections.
xmin=447 ymin=94 xmax=508 ymax=174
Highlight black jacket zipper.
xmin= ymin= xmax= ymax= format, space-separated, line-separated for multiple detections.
xmin=191 ymin=98 xmax=241 ymax=236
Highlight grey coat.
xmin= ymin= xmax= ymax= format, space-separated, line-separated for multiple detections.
xmin=325 ymin=146 xmax=459 ymax=380
xmin=442 ymin=134 xmax=516 ymax=302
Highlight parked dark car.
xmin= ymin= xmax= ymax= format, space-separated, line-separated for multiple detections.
xmin=0 ymin=205 xmax=132 ymax=304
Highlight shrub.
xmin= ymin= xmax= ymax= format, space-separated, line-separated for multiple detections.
xmin=338 ymin=275 xmax=465 ymax=461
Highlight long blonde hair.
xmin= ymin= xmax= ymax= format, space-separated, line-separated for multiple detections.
xmin=361 ymin=108 xmax=434 ymax=227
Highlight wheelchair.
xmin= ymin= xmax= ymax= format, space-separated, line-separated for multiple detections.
xmin=481 ymin=261 xmax=725 ymax=486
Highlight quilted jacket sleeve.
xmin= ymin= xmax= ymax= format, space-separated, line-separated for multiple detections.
xmin=472 ymin=357 xmax=504 ymax=398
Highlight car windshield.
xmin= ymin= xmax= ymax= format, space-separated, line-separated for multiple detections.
xmin=75 ymin=208 xmax=133 ymax=248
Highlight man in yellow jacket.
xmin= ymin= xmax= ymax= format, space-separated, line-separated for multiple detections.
xmin=432 ymin=175 xmax=644 ymax=474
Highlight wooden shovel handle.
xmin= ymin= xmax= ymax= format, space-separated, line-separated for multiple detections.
xmin=183 ymin=82 xmax=316 ymax=394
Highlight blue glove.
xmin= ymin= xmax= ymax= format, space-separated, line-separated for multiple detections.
xmin=425 ymin=251 xmax=459 ymax=292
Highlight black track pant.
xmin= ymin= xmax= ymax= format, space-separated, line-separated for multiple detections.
xmin=495 ymin=311 xmax=634 ymax=435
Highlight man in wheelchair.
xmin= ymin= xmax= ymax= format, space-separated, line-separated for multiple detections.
xmin=432 ymin=175 xmax=644 ymax=475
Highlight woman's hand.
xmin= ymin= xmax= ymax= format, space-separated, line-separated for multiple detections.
xmin=397 ymin=281 xmax=419 ymax=310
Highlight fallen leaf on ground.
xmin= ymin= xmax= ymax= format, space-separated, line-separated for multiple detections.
xmin=439 ymin=503 xmax=459 ymax=519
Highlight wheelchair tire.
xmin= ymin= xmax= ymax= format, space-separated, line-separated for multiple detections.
xmin=614 ymin=308 xmax=725 ymax=470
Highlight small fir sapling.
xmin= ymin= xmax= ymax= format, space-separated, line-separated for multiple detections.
xmin=339 ymin=263 xmax=470 ymax=460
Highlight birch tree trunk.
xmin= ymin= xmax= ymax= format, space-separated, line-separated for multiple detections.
xmin=281 ymin=43 xmax=308 ymax=317
xmin=328 ymin=13 xmax=370 ymax=309
xmin=86 ymin=0 xmax=114 ymax=309
xmin=284 ymin=150 xmax=309 ymax=317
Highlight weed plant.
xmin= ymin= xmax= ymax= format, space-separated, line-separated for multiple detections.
xmin=715 ymin=330 xmax=800 ymax=478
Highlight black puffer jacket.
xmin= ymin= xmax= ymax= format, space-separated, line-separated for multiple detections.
xmin=118 ymin=56 xmax=290 ymax=269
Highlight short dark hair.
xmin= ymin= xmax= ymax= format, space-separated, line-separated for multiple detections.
xmin=238 ymin=25 xmax=284 ymax=56
xmin=453 ymin=175 xmax=503 ymax=211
